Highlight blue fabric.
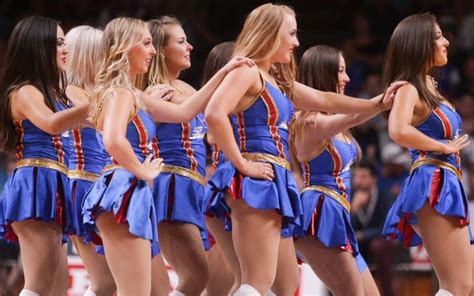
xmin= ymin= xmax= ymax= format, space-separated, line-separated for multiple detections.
xmin=0 ymin=166 xmax=74 ymax=241
xmin=383 ymin=102 xmax=471 ymax=247
xmin=153 ymin=172 xmax=208 ymax=249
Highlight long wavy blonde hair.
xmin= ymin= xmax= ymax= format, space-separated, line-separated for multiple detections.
xmin=89 ymin=17 xmax=147 ymax=125
xmin=65 ymin=25 xmax=103 ymax=94
xmin=138 ymin=16 xmax=182 ymax=90
xmin=234 ymin=3 xmax=296 ymax=96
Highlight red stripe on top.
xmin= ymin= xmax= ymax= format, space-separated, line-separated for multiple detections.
xmin=52 ymin=135 xmax=65 ymax=164
xmin=210 ymin=144 xmax=220 ymax=174
xmin=261 ymin=89 xmax=285 ymax=159
xmin=72 ymin=129 xmax=85 ymax=171
xmin=326 ymin=141 xmax=347 ymax=197
xmin=14 ymin=120 xmax=24 ymax=160
xmin=236 ymin=112 xmax=247 ymax=153
xmin=132 ymin=115 xmax=150 ymax=157
xmin=182 ymin=123 xmax=198 ymax=171
xmin=303 ymin=161 xmax=311 ymax=187
xmin=433 ymin=107 xmax=453 ymax=139
xmin=151 ymin=137 xmax=160 ymax=158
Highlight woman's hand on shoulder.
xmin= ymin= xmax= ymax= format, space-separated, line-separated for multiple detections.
xmin=379 ymin=80 xmax=408 ymax=111
xmin=221 ymin=56 xmax=255 ymax=75
xmin=145 ymin=84 xmax=175 ymax=101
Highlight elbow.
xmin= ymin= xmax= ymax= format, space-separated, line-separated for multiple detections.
xmin=204 ymin=109 xmax=221 ymax=128
xmin=388 ymin=126 xmax=407 ymax=144
xmin=103 ymin=135 xmax=123 ymax=156
xmin=45 ymin=123 xmax=64 ymax=136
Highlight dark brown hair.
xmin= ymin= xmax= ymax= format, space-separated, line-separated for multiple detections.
xmin=201 ymin=41 xmax=235 ymax=86
xmin=297 ymin=45 xmax=341 ymax=93
xmin=382 ymin=13 xmax=442 ymax=108
xmin=0 ymin=16 xmax=67 ymax=152
xmin=290 ymin=45 xmax=360 ymax=176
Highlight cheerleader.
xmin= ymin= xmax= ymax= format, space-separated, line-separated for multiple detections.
xmin=204 ymin=4 xmax=404 ymax=295
xmin=290 ymin=45 xmax=380 ymax=296
xmin=0 ymin=16 xmax=89 ymax=296
xmin=203 ymin=41 xmax=241 ymax=295
xmin=139 ymin=17 xmax=255 ymax=296
xmin=381 ymin=13 xmax=472 ymax=296
xmin=82 ymin=17 xmax=254 ymax=296
xmin=65 ymin=25 xmax=116 ymax=296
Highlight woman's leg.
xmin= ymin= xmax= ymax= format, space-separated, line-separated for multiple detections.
xmin=206 ymin=215 xmax=241 ymax=293
xmin=11 ymin=220 xmax=63 ymax=295
xmin=295 ymin=237 xmax=364 ymax=296
xmin=150 ymin=253 xmax=170 ymax=296
xmin=227 ymin=197 xmax=282 ymax=295
xmin=49 ymin=243 xmax=69 ymax=296
xmin=96 ymin=212 xmax=152 ymax=296
xmin=158 ymin=222 xmax=209 ymax=296
xmin=203 ymin=244 xmax=234 ymax=296
xmin=360 ymin=268 xmax=379 ymax=296
xmin=416 ymin=202 xmax=472 ymax=295
xmin=71 ymin=236 xmax=116 ymax=295
xmin=271 ymin=236 xmax=300 ymax=296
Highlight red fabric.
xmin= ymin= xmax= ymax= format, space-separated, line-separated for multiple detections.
xmin=114 ymin=178 xmax=138 ymax=224
xmin=429 ymin=169 xmax=442 ymax=207
xmin=229 ymin=173 xmax=244 ymax=200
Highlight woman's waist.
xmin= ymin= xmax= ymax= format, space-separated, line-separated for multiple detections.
xmin=67 ymin=161 xmax=104 ymax=175
xmin=161 ymin=158 xmax=206 ymax=176
xmin=410 ymin=156 xmax=462 ymax=179
xmin=303 ymin=180 xmax=351 ymax=194
xmin=15 ymin=157 xmax=68 ymax=175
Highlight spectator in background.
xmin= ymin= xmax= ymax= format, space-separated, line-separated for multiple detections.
xmin=459 ymin=54 xmax=474 ymax=95
xmin=378 ymin=142 xmax=411 ymax=199
xmin=351 ymin=161 xmax=396 ymax=296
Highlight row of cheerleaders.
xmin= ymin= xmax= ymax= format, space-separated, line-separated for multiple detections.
xmin=0 ymin=4 xmax=471 ymax=296
xmin=1 ymin=59 xmax=469 ymax=295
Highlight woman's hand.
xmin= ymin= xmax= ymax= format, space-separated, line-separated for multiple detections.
xmin=141 ymin=154 xmax=163 ymax=184
xmin=380 ymin=81 xmax=408 ymax=110
xmin=438 ymin=134 xmax=470 ymax=154
xmin=240 ymin=160 xmax=275 ymax=181
xmin=146 ymin=84 xmax=175 ymax=101
xmin=221 ymin=56 xmax=255 ymax=74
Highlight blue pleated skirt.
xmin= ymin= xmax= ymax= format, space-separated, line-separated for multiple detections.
xmin=296 ymin=189 xmax=359 ymax=256
xmin=82 ymin=168 xmax=159 ymax=255
xmin=153 ymin=172 xmax=208 ymax=249
xmin=0 ymin=166 xmax=74 ymax=242
xmin=383 ymin=165 xmax=470 ymax=247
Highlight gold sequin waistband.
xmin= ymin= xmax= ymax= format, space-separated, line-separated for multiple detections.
xmin=102 ymin=164 xmax=123 ymax=173
xmin=160 ymin=164 xmax=206 ymax=186
xmin=16 ymin=158 xmax=68 ymax=175
xmin=243 ymin=152 xmax=290 ymax=171
xmin=67 ymin=170 xmax=100 ymax=182
xmin=410 ymin=158 xmax=462 ymax=180
xmin=302 ymin=185 xmax=351 ymax=212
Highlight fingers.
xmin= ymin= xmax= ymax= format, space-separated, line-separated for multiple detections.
xmin=453 ymin=134 xmax=469 ymax=144
xmin=457 ymin=140 xmax=471 ymax=150
xmin=151 ymin=157 xmax=163 ymax=167
xmin=454 ymin=134 xmax=470 ymax=150
xmin=257 ymin=162 xmax=274 ymax=181
xmin=390 ymin=81 xmax=408 ymax=88
xmin=385 ymin=80 xmax=408 ymax=98
xmin=231 ymin=56 xmax=255 ymax=68
xmin=143 ymin=153 xmax=153 ymax=164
